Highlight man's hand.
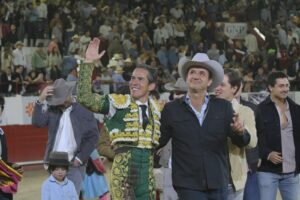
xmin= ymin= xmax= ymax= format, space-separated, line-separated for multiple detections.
xmin=85 ymin=38 xmax=105 ymax=63
xmin=230 ymin=113 xmax=244 ymax=135
xmin=39 ymin=85 xmax=54 ymax=102
xmin=268 ymin=151 xmax=283 ymax=164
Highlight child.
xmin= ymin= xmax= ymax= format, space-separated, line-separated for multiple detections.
xmin=41 ymin=151 xmax=77 ymax=200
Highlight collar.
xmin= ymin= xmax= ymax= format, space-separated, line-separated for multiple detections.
xmin=135 ymin=100 xmax=148 ymax=107
xmin=49 ymin=175 xmax=68 ymax=185
xmin=184 ymin=92 xmax=210 ymax=104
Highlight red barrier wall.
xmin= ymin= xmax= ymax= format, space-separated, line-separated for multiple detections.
xmin=2 ymin=125 xmax=48 ymax=163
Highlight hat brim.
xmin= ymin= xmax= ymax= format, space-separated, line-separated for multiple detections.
xmin=179 ymin=60 xmax=224 ymax=92
xmin=47 ymin=86 xmax=73 ymax=106
xmin=164 ymin=82 xmax=187 ymax=92
xmin=45 ymin=160 xmax=71 ymax=167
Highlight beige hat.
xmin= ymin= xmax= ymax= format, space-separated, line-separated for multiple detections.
xmin=164 ymin=78 xmax=188 ymax=92
xmin=178 ymin=53 xmax=224 ymax=91
xmin=15 ymin=41 xmax=24 ymax=47
xmin=107 ymin=60 xmax=119 ymax=68
xmin=112 ymin=53 xmax=123 ymax=60
xmin=72 ymin=34 xmax=79 ymax=40
xmin=124 ymin=57 xmax=132 ymax=63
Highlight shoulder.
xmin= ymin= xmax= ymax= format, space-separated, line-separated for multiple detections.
xmin=209 ymin=96 xmax=232 ymax=107
xmin=108 ymin=94 xmax=131 ymax=109
xmin=238 ymin=103 xmax=255 ymax=116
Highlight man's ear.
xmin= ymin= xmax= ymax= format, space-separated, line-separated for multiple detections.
xmin=148 ymin=82 xmax=156 ymax=91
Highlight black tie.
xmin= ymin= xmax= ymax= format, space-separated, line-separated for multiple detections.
xmin=140 ymin=105 xmax=149 ymax=130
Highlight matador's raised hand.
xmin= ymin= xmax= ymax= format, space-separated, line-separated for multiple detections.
xmin=85 ymin=37 xmax=106 ymax=63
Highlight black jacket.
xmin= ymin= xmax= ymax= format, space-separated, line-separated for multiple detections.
xmin=159 ymin=96 xmax=250 ymax=190
xmin=256 ymin=96 xmax=300 ymax=174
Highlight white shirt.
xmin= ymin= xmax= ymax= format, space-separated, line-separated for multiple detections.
xmin=12 ymin=48 xmax=27 ymax=67
xmin=52 ymin=106 xmax=77 ymax=161
xmin=36 ymin=3 xmax=48 ymax=19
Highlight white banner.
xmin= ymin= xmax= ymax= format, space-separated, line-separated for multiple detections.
xmin=224 ymin=23 xmax=248 ymax=39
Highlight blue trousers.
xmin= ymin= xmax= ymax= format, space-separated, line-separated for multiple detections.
xmin=243 ymin=171 xmax=260 ymax=200
xmin=257 ymin=172 xmax=299 ymax=200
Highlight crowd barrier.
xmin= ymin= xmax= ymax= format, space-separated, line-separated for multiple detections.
xmin=3 ymin=92 xmax=300 ymax=164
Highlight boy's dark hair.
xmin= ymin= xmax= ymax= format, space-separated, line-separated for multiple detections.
xmin=267 ymin=71 xmax=288 ymax=87
xmin=47 ymin=165 xmax=69 ymax=174
xmin=224 ymin=68 xmax=242 ymax=95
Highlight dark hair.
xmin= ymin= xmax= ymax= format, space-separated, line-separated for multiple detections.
xmin=134 ymin=64 xmax=158 ymax=83
xmin=267 ymin=71 xmax=288 ymax=87
xmin=224 ymin=68 xmax=242 ymax=95
xmin=47 ymin=165 xmax=69 ymax=174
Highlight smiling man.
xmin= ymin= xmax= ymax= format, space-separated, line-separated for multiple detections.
xmin=215 ymin=69 xmax=257 ymax=200
xmin=159 ymin=53 xmax=251 ymax=200
xmin=256 ymin=71 xmax=300 ymax=200
xmin=77 ymin=38 xmax=161 ymax=200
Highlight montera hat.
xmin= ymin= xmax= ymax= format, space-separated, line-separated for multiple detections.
xmin=178 ymin=53 xmax=224 ymax=91
xmin=46 ymin=78 xmax=75 ymax=106
xmin=48 ymin=151 xmax=70 ymax=166
xmin=164 ymin=78 xmax=188 ymax=92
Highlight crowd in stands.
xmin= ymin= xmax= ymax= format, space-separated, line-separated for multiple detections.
xmin=1 ymin=0 xmax=300 ymax=96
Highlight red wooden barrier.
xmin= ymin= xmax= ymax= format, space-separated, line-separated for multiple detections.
xmin=2 ymin=125 xmax=48 ymax=163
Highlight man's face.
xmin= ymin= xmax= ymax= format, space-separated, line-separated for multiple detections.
xmin=129 ymin=68 xmax=155 ymax=103
xmin=215 ymin=75 xmax=236 ymax=101
xmin=269 ymin=78 xmax=290 ymax=101
xmin=186 ymin=67 xmax=212 ymax=92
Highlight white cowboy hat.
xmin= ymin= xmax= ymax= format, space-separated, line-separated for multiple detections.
xmin=178 ymin=53 xmax=224 ymax=91
xmin=164 ymin=78 xmax=188 ymax=92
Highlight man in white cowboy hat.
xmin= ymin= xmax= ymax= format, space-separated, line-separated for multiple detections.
xmin=68 ymin=34 xmax=81 ymax=55
xmin=32 ymin=78 xmax=99 ymax=196
xmin=159 ymin=53 xmax=251 ymax=200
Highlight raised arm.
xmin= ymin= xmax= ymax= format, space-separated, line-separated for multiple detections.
xmin=77 ymin=38 xmax=107 ymax=113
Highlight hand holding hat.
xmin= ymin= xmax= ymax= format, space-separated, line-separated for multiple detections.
xmin=85 ymin=38 xmax=106 ymax=63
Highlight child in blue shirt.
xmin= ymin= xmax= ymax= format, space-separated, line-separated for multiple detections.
xmin=41 ymin=151 xmax=77 ymax=200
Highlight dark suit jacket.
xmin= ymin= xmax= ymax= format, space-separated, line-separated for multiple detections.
xmin=32 ymin=102 xmax=99 ymax=163
xmin=256 ymin=96 xmax=300 ymax=174
xmin=0 ymin=73 xmax=12 ymax=94
xmin=159 ymin=96 xmax=250 ymax=190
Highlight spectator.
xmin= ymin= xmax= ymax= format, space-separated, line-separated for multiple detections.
xmin=24 ymin=2 xmax=39 ymax=46
xmin=32 ymin=78 xmax=99 ymax=195
xmin=256 ymin=71 xmax=300 ymax=200
xmin=31 ymin=42 xmax=48 ymax=75
xmin=215 ymin=68 xmax=257 ymax=200
xmin=159 ymin=54 xmax=250 ymax=199
xmin=12 ymin=41 xmax=27 ymax=72
xmin=41 ymin=151 xmax=77 ymax=200
xmin=0 ymin=67 xmax=13 ymax=95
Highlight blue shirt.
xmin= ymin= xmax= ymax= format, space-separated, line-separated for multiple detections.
xmin=185 ymin=94 xmax=210 ymax=126
xmin=41 ymin=175 xmax=77 ymax=200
